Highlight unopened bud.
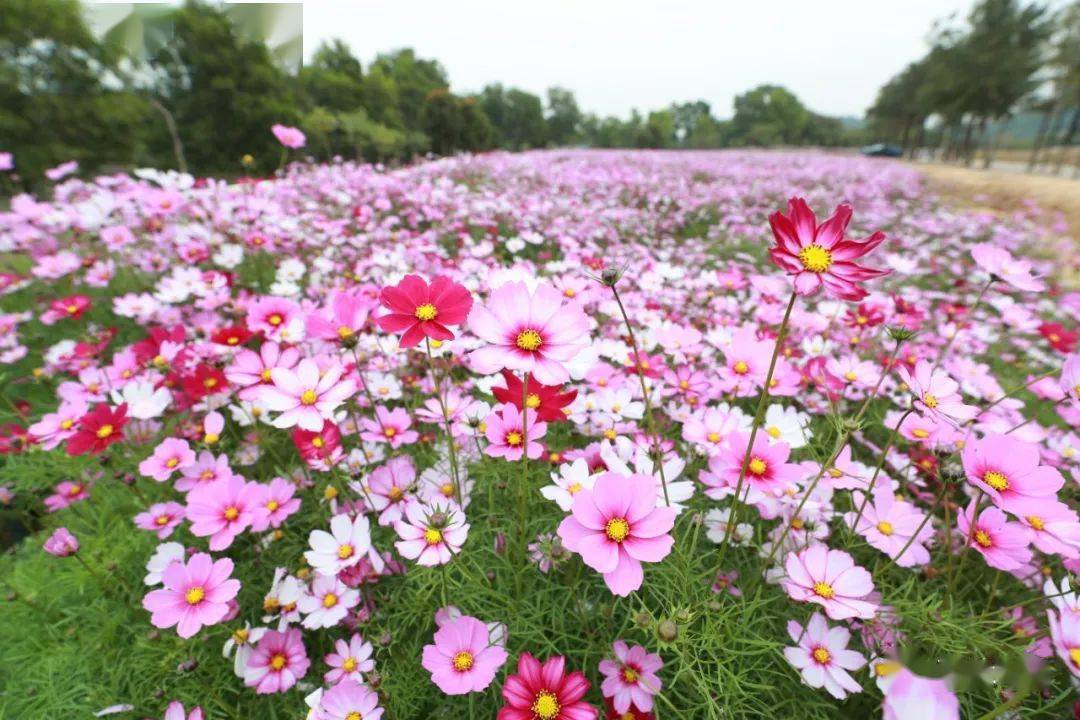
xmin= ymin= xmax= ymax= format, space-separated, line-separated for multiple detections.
xmin=885 ymin=326 xmax=916 ymax=343
xmin=657 ymin=619 xmax=679 ymax=642
xmin=600 ymin=267 xmax=622 ymax=287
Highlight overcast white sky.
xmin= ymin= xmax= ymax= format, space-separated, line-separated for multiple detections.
xmin=301 ymin=0 xmax=981 ymax=119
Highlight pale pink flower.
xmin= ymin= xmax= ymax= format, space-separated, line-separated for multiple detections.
xmin=782 ymin=545 xmax=877 ymax=620
xmin=957 ymin=502 xmax=1033 ymax=571
xmin=1009 ymin=497 xmax=1080 ymax=559
xmin=27 ymin=399 xmax=87 ymax=450
xmin=298 ymin=572 xmax=359 ymax=629
xmin=421 ymin=614 xmax=508 ymax=695
xmin=307 ymin=289 xmax=375 ymax=343
xmin=318 ymin=679 xmax=383 ymax=720
xmin=484 ymin=403 xmax=547 ymax=461
xmin=324 ymin=633 xmax=375 ymax=685
xmin=163 ymin=701 xmax=204 ymax=720
xmin=142 ymin=553 xmax=240 ymax=638
xmin=245 ymin=628 xmax=309 ymax=694
xmin=176 ymin=451 xmax=236 ymax=492
xmin=783 ymin=612 xmax=866 ymax=699
xmin=598 ymin=640 xmax=663 ymax=713
xmin=898 ymin=361 xmax=977 ymax=426
xmin=225 ymin=342 xmax=300 ymax=402
xmin=305 ymin=513 xmax=373 ymax=575
xmin=367 ymin=455 xmax=418 ymax=525
xmin=135 ymin=502 xmax=187 ymax=539
xmin=844 ymin=487 xmax=933 ymax=567
xmin=43 ymin=527 xmax=79 ymax=556
xmin=185 ymin=476 xmax=263 ymax=551
xmin=359 ymin=406 xmax=418 ymax=448
xmin=1047 ymin=609 xmax=1080 ymax=678
xmin=261 ymin=358 xmax=356 ymax=431
xmin=882 ymin=667 xmax=959 ymax=720
xmin=138 ymin=438 xmax=196 ymax=482
xmin=394 ymin=501 xmax=469 ymax=566
xmin=271 ymin=123 xmax=306 ymax=149
xmin=468 ymin=280 xmax=590 ymax=385
xmin=557 ymin=472 xmax=676 ymax=596
xmin=971 ymin=242 xmax=1046 ymax=292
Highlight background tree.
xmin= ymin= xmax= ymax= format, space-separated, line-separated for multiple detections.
xmin=546 ymin=87 xmax=582 ymax=146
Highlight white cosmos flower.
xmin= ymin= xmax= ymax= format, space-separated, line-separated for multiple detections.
xmin=111 ymin=380 xmax=172 ymax=420
xmin=143 ymin=542 xmax=184 ymax=586
xmin=540 ymin=458 xmax=596 ymax=511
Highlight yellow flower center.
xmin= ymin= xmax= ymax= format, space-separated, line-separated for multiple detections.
xmin=203 ymin=378 xmax=217 ymax=389
xmin=506 ymin=431 xmax=523 ymax=446
xmin=337 ymin=544 xmax=354 ymax=560
xmin=204 ymin=433 xmax=219 ymax=444
xmin=812 ymin=581 xmax=835 ymax=599
xmin=922 ymin=392 xmax=938 ymax=409
xmin=270 ymin=653 xmax=287 ymax=670
xmin=707 ymin=431 xmax=721 ymax=443
xmin=383 ymin=427 xmax=397 ymax=438
xmin=96 ymin=424 xmax=114 ymax=439
xmin=568 ymin=482 xmax=583 ymax=494
xmin=516 ymin=329 xmax=543 ymax=352
xmin=748 ymin=457 xmax=767 ymax=475
xmin=223 ymin=506 xmax=239 ymax=521
xmin=345 ymin=713 xmax=362 ymax=720
xmin=1027 ymin=515 xmax=1045 ymax=531
xmin=913 ymin=428 xmax=929 ymax=438
xmin=733 ymin=360 xmax=749 ymax=374
xmin=766 ymin=426 xmax=781 ymax=439
xmin=621 ymin=666 xmax=638 ymax=683
xmin=452 ymin=651 xmax=475 ymax=672
xmin=984 ymin=471 xmax=1009 ymax=492
xmin=61 ymin=419 xmax=74 ymax=430
xmin=185 ymin=586 xmax=205 ymax=605
xmin=322 ymin=592 xmax=338 ymax=608
xmin=440 ymin=483 xmax=454 ymax=497
xmin=606 ymin=517 xmax=630 ymax=542
xmin=974 ymin=530 xmax=993 ymax=548
xmin=874 ymin=660 xmax=902 ymax=677
xmin=812 ymin=647 xmax=831 ymax=664
xmin=1070 ymin=648 xmax=1080 ymax=667
xmin=232 ymin=628 xmax=249 ymax=644
xmin=166 ymin=457 xmax=180 ymax=468
xmin=261 ymin=369 xmax=273 ymax=382
xmin=337 ymin=326 xmax=354 ymax=340
xmin=300 ymin=389 xmax=318 ymax=406
xmin=414 ymin=304 xmax=438 ymax=321
xmin=266 ymin=500 xmax=280 ymax=512
xmin=342 ymin=657 xmax=358 ymax=672
xmin=424 ymin=528 xmax=443 ymax=545
xmin=155 ymin=515 xmax=170 ymax=526
xmin=876 ymin=521 xmax=894 ymax=536
xmin=798 ymin=244 xmax=833 ymax=273
xmin=388 ymin=486 xmax=404 ymax=501
xmin=526 ymin=393 xmax=541 ymax=409
xmin=312 ymin=437 xmax=325 ymax=448
xmin=532 ymin=691 xmax=560 ymax=720
xmin=844 ymin=371 xmax=858 ymax=382
xmin=268 ymin=313 xmax=283 ymax=326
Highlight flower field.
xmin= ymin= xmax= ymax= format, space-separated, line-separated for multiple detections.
xmin=0 ymin=149 xmax=1077 ymax=719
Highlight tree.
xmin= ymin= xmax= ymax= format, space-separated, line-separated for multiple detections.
xmin=728 ymin=85 xmax=812 ymax=146
xmin=479 ymin=85 xmax=548 ymax=149
xmin=371 ymin=48 xmax=448 ymax=131
xmin=546 ymin=87 xmax=582 ymax=146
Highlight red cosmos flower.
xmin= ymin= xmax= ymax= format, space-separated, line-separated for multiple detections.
xmin=66 ymin=404 xmax=127 ymax=456
xmin=1039 ymin=323 xmax=1077 ymax=353
xmin=183 ymin=364 xmax=229 ymax=400
xmin=45 ymin=295 xmax=91 ymax=323
xmin=842 ymin=303 xmax=884 ymax=329
xmin=211 ymin=325 xmax=253 ymax=347
xmin=768 ymin=197 xmax=889 ymax=301
xmin=376 ymin=275 xmax=473 ymax=348
xmin=132 ymin=325 xmax=186 ymax=365
xmin=0 ymin=424 xmax=33 ymax=454
xmin=492 ymin=370 xmax=577 ymax=423
xmin=498 ymin=652 xmax=596 ymax=720
xmin=292 ymin=422 xmax=343 ymax=464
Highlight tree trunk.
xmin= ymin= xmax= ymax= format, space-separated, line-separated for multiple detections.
xmin=1051 ymin=107 xmax=1079 ymax=175
xmin=149 ymin=99 xmax=188 ymax=174
xmin=1027 ymin=109 xmax=1052 ymax=171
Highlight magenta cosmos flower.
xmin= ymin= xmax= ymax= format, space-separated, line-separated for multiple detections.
xmin=962 ymin=433 xmax=1064 ymax=513
xmin=422 ymin=614 xmax=509 ymax=695
xmin=782 ymin=544 xmax=877 ymax=620
xmin=142 ymin=553 xmax=240 ymax=638
xmin=43 ymin=526 xmax=79 ymax=556
xmin=484 ymin=403 xmax=547 ymax=461
xmin=768 ymin=197 xmax=889 ymax=301
xmin=598 ymin=641 xmax=663 ymax=714
xmin=498 ymin=653 xmax=596 ymax=720
xmin=376 ymin=275 xmax=473 ymax=348
xmin=245 ymin=628 xmax=310 ymax=694
xmin=957 ymin=503 xmax=1033 ymax=571
xmin=262 ymin=358 xmax=356 ymax=432
xmin=185 ymin=476 xmax=262 ymax=551
xmin=138 ymin=437 xmax=195 ymax=482
xmin=783 ymin=612 xmax=866 ymax=700
xmin=710 ymin=431 xmax=803 ymax=497
xmin=468 ymin=281 xmax=590 ymax=386
xmin=557 ymin=473 xmax=676 ymax=596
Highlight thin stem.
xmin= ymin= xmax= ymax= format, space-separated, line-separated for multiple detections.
xmin=610 ymin=284 xmax=670 ymax=505
xmin=850 ymin=407 xmax=914 ymax=529
xmin=718 ymin=289 xmax=798 ymax=561
xmin=425 ymin=339 xmax=463 ymax=506
xmin=883 ymin=480 xmax=949 ymax=572
xmin=935 ymin=277 xmax=993 ymax=363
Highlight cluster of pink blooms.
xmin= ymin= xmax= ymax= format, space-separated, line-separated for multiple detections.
xmin=3 ymin=147 xmax=1079 ymax=719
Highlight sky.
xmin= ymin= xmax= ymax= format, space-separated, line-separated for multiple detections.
xmin=301 ymin=0 xmax=981 ymax=120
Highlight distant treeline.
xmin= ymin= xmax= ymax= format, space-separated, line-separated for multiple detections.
xmin=867 ymin=0 xmax=1078 ymax=169
xmin=1 ymin=0 xmax=867 ymax=187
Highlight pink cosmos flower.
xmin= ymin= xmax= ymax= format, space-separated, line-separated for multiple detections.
xmin=1061 ymin=353 xmax=1080 ymax=404
xmin=957 ymin=502 xmax=1033 ymax=571
xmin=246 ymin=296 xmax=302 ymax=339
xmin=324 ymin=633 xmax=375 ymax=685
xmin=704 ymin=431 xmax=803 ymax=499
xmin=681 ymin=405 xmax=749 ymax=454
xmin=1008 ymin=496 xmax=1080 ymax=558
xmin=768 ymin=197 xmax=889 ymax=301
xmin=305 ymin=513 xmax=373 ymax=575
xmin=176 ymin=451 xmax=236 ymax=492
xmin=962 ymin=433 xmax=1065 ymax=512
xmin=498 ymin=652 xmax=595 ymax=720
xmin=557 ymin=473 xmax=676 ymax=596
xmin=376 ymin=275 xmax=473 ymax=348
xmin=897 ymin=361 xmax=977 ymax=426
xmin=717 ymin=327 xmax=773 ymax=395
xmin=421 ymin=614 xmax=509 ymax=695
xmin=271 ymin=123 xmax=306 ymax=149
xmin=468 ymin=280 xmax=590 ymax=385
xmin=225 ymin=342 xmax=300 ymax=402
xmin=359 ymin=406 xmax=418 ymax=448
xmin=367 ymin=455 xmax=418 ymax=525
xmin=135 ymin=502 xmax=187 ymax=539
xmin=298 ymin=572 xmax=359 ymax=629
xmin=971 ymin=242 xmax=1046 ymax=292
xmin=44 ymin=479 xmax=91 ymax=512
xmin=185 ymin=476 xmax=263 ymax=551
xmin=783 ymin=612 xmax=866 ymax=699
xmin=245 ymin=628 xmax=310 ymax=694
xmin=308 ymin=289 xmax=376 ymax=344
xmin=484 ymin=403 xmax=547 ymax=461
xmin=844 ymin=487 xmax=933 ymax=567
xmin=1047 ymin=609 xmax=1080 ymax=678
xmin=163 ymin=701 xmax=204 ymax=720
xmin=882 ymin=667 xmax=959 ymax=720
xmin=138 ymin=438 xmax=196 ymax=482
xmin=142 ymin=553 xmax=240 ymax=638
xmin=394 ymin=501 xmax=470 ymax=566
xmin=261 ymin=358 xmax=356 ymax=431
xmin=319 ymin=679 xmax=384 ymax=720
xmin=28 ymin=399 xmax=87 ymax=450
xmin=43 ymin=527 xmax=79 ymax=556
xmin=249 ymin=477 xmax=301 ymax=532
xmin=598 ymin=641 xmax=663 ymax=714
xmin=782 ymin=545 xmax=877 ymax=620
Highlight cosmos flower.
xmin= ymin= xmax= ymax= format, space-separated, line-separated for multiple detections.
xmin=881 ymin=667 xmax=959 ymax=720
xmin=318 ymin=679 xmax=384 ymax=720
xmin=134 ymin=502 xmax=187 ymax=539
xmin=394 ymin=501 xmax=469 ymax=566
xmin=185 ymin=476 xmax=263 ymax=551
xmin=844 ymin=487 xmax=933 ymax=567
xmin=261 ymin=358 xmax=356 ymax=431
xmin=422 ymin=614 xmax=509 ymax=695
xmin=163 ymin=701 xmax=204 ymax=720
xmin=767 ymin=197 xmax=889 ymax=301
xmin=469 ymin=281 xmax=590 ymax=385
xmin=376 ymin=275 xmax=473 ymax=348
xmin=245 ymin=628 xmax=310 ymax=694
xmin=305 ymin=513 xmax=374 ymax=575
xmin=557 ymin=473 xmax=675 ymax=596
xmin=598 ymin=641 xmax=663 ymax=714
xmin=957 ymin=503 xmax=1033 ymax=571
xmin=498 ymin=652 xmax=596 ymax=720
xmin=897 ymin=361 xmax=977 ymax=426
xmin=971 ymin=242 xmax=1045 ymax=292
xmin=271 ymin=124 xmax=306 ymax=149
xmin=484 ymin=403 xmax=547 ymax=461
xmin=359 ymin=406 xmax=418 ymax=448
xmin=66 ymin=403 xmax=127 ymax=456
xmin=782 ymin=545 xmax=877 ymax=620
xmin=783 ymin=612 xmax=866 ymax=699
xmin=297 ymin=572 xmax=359 ymax=629
xmin=43 ymin=527 xmax=79 ymax=557
xmin=492 ymin=369 xmax=578 ymax=423
xmin=961 ymin=433 xmax=1064 ymax=512
xmin=324 ymin=633 xmax=375 ymax=685
xmin=142 ymin=553 xmax=240 ymax=638
xmin=138 ymin=438 xmax=196 ymax=483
